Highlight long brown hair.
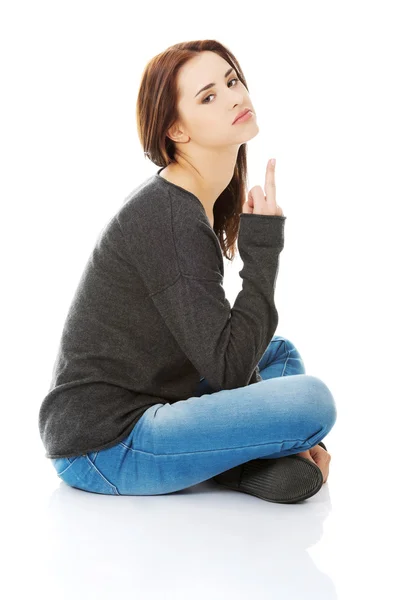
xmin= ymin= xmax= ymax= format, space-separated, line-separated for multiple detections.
xmin=136 ymin=39 xmax=251 ymax=262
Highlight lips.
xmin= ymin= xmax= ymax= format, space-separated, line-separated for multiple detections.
xmin=233 ymin=109 xmax=251 ymax=124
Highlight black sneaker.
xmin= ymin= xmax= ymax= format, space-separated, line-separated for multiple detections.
xmin=213 ymin=441 xmax=327 ymax=504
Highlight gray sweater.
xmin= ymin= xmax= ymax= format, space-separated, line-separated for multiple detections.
xmin=38 ymin=168 xmax=287 ymax=458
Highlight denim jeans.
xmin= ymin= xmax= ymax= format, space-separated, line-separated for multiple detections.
xmin=50 ymin=335 xmax=337 ymax=496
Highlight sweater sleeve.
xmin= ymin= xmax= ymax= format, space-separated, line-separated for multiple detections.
xmin=121 ymin=207 xmax=286 ymax=392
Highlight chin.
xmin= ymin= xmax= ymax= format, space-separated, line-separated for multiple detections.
xmin=241 ymin=122 xmax=260 ymax=143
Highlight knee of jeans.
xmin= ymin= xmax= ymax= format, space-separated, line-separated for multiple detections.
xmin=278 ymin=336 xmax=299 ymax=355
xmin=274 ymin=336 xmax=306 ymax=371
xmin=303 ymin=375 xmax=337 ymax=429
xmin=273 ymin=335 xmax=297 ymax=355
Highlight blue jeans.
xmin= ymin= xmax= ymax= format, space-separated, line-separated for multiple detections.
xmin=50 ymin=335 xmax=337 ymax=496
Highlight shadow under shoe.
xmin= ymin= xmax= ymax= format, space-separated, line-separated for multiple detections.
xmin=213 ymin=441 xmax=327 ymax=504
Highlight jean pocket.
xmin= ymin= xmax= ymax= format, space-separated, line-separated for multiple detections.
xmin=84 ymin=451 xmax=120 ymax=495
xmin=52 ymin=453 xmax=119 ymax=495
xmin=51 ymin=456 xmax=79 ymax=476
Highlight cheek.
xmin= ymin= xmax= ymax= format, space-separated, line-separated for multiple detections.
xmin=200 ymin=125 xmax=227 ymax=144
xmin=189 ymin=116 xmax=218 ymax=140
xmin=198 ymin=115 xmax=230 ymax=139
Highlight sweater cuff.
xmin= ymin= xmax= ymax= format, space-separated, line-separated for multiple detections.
xmin=239 ymin=213 xmax=286 ymax=248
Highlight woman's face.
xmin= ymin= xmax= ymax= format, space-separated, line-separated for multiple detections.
xmin=170 ymin=50 xmax=259 ymax=149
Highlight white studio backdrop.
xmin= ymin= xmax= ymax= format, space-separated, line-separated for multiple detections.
xmin=0 ymin=1 xmax=399 ymax=599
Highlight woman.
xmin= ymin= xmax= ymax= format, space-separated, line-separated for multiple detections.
xmin=41 ymin=39 xmax=337 ymax=503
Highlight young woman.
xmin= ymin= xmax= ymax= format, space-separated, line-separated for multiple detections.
xmin=41 ymin=39 xmax=336 ymax=503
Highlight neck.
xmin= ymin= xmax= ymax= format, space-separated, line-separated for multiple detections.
xmin=168 ymin=147 xmax=239 ymax=220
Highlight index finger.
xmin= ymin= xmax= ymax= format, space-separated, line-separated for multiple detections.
xmin=264 ymin=158 xmax=276 ymax=200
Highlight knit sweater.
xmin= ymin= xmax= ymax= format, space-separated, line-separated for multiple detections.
xmin=38 ymin=167 xmax=286 ymax=458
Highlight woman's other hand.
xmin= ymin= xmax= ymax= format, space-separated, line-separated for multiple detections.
xmin=296 ymin=444 xmax=332 ymax=484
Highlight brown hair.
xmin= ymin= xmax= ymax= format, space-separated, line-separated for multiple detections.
xmin=136 ymin=39 xmax=251 ymax=262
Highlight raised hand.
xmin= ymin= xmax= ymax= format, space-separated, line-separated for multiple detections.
xmin=242 ymin=158 xmax=284 ymax=217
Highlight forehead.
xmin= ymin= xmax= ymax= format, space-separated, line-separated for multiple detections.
xmin=177 ymin=51 xmax=232 ymax=97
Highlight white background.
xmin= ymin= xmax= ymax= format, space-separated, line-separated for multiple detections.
xmin=1 ymin=1 xmax=399 ymax=598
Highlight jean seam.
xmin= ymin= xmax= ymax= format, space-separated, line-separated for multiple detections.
xmin=281 ymin=342 xmax=292 ymax=376
xmin=57 ymin=461 xmax=77 ymax=477
xmin=119 ymin=442 xmax=134 ymax=451
xmin=116 ymin=437 xmax=317 ymax=458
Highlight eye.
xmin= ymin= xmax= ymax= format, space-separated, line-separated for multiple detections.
xmin=202 ymin=78 xmax=239 ymax=104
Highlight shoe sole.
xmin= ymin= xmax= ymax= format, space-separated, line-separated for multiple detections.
xmin=214 ymin=456 xmax=323 ymax=504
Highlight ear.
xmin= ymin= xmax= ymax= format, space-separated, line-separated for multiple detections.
xmin=166 ymin=121 xmax=188 ymax=144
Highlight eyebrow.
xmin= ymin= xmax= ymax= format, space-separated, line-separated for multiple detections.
xmin=194 ymin=67 xmax=235 ymax=98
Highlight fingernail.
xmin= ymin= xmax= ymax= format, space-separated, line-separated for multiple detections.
xmin=271 ymin=159 xmax=276 ymax=167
